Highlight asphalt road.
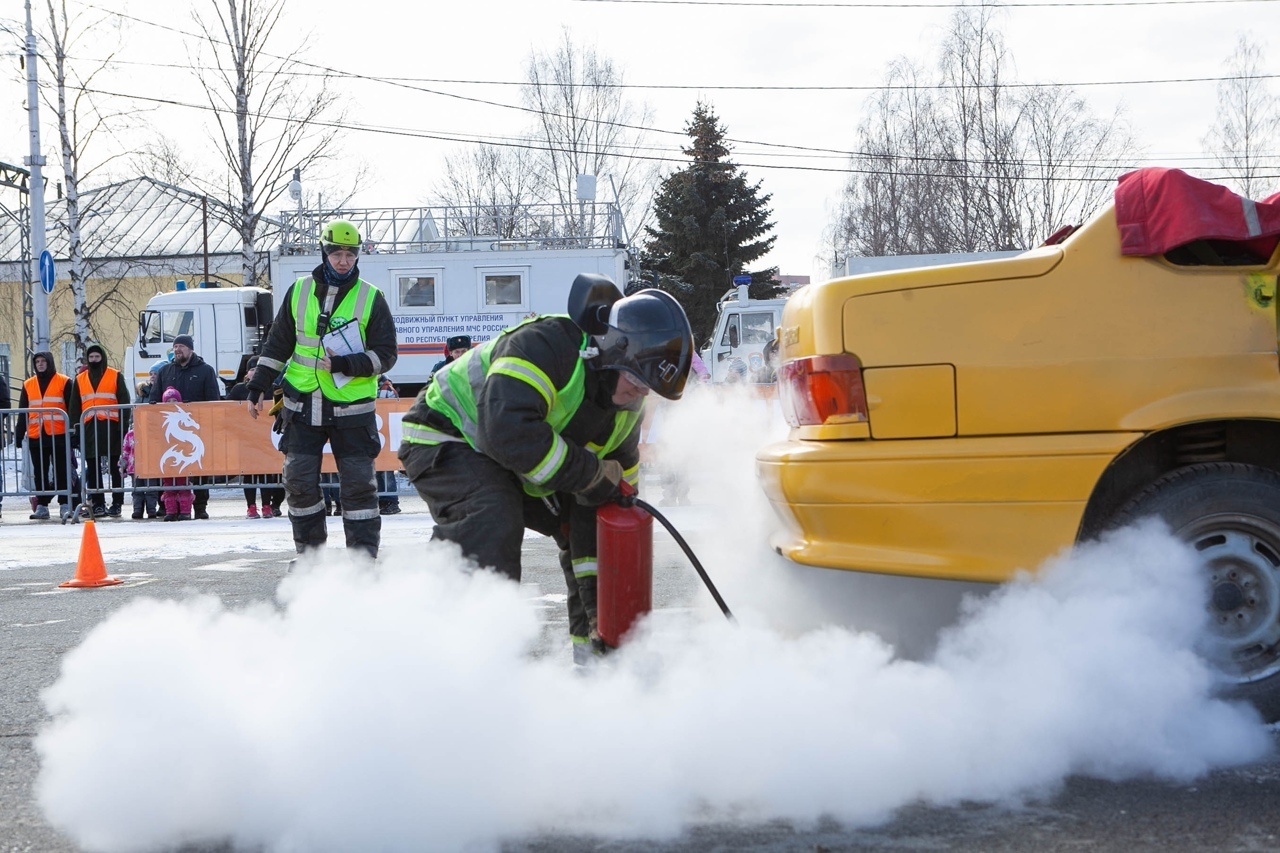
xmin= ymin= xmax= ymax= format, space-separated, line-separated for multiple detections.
xmin=3 ymin=496 xmax=1279 ymax=852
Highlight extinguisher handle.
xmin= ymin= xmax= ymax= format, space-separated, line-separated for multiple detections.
xmin=617 ymin=479 xmax=637 ymax=506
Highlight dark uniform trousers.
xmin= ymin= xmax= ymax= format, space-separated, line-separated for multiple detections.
xmin=400 ymin=441 xmax=599 ymax=638
xmin=281 ymin=418 xmax=382 ymax=558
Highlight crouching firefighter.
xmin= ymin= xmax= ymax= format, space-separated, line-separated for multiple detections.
xmin=397 ymin=275 xmax=693 ymax=663
xmin=245 ymin=218 xmax=398 ymax=558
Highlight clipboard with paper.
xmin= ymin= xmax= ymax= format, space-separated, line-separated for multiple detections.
xmin=321 ymin=320 xmax=364 ymax=388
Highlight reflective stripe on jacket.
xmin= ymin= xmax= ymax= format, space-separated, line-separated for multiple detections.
xmin=282 ymin=276 xmax=378 ymax=403
xmin=402 ymin=315 xmax=641 ymax=496
xmin=76 ymin=368 xmax=121 ymax=422
xmin=24 ymin=374 xmax=70 ymax=437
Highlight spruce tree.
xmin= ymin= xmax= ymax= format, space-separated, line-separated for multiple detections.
xmin=642 ymin=101 xmax=779 ymax=344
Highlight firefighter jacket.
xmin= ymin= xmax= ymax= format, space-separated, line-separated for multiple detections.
xmin=402 ymin=315 xmax=643 ymax=498
xmin=15 ymin=351 xmax=71 ymax=439
xmin=67 ymin=343 xmax=131 ymax=454
xmin=249 ymin=263 xmax=398 ymax=429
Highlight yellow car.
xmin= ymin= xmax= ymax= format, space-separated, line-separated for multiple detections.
xmin=757 ymin=168 xmax=1280 ymax=718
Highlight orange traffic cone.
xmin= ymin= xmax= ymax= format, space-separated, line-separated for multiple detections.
xmin=60 ymin=519 xmax=123 ymax=588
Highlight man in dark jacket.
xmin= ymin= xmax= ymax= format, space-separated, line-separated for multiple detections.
xmin=148 ymin=334 xmax=220 ymax=518
xmin=245 ymin=218 xmax=398 ymax=558
xmin=15 ymin=351 xmax=74 ymax=520
xmin=398 ymin=280 xmax=692 ymax=663
xmin=67 ymin=342 xmax=131 ymax=517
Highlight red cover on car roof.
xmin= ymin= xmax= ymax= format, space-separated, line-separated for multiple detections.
xmin=1114 ymin=167 xmax=1280 ymax=258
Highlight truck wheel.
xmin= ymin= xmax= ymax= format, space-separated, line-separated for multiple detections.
xmin=1111 ymin=462 xmax=1280 ymax=722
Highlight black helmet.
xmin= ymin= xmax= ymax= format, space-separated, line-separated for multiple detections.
xmin=590 ymin=289 xmax=693 ymax=400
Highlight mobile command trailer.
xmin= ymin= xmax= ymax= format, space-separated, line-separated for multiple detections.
xmin=124 ymin=201 xmax=631 ymax=397
xmin=270 ymin=202 xmax=630 ymax=396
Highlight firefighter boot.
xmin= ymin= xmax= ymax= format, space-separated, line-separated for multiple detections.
xmin=290 ymin=507 xmax=328 ymax=554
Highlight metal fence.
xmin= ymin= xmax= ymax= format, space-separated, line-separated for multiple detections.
xmin=0 ymin=403 xmax=409 ymax=525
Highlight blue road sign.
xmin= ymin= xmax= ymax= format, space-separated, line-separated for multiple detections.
xmin=39 ymin=250 xmax=55 ymax=294
xmin=732 ymin=274 xmax=751 ymax=286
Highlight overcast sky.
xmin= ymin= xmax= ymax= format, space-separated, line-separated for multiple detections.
xmin=3 ymin=0 xmax=1273 ymax=280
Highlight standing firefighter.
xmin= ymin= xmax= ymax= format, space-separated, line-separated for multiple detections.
xmin=398 ymin=276 xmax=693 ymax=662
xmin=245 ymin=218 xmax=398 ymax=558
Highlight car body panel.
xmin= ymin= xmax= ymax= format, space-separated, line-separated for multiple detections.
xmin=760 ymin=202 xmax=1280 ymax=581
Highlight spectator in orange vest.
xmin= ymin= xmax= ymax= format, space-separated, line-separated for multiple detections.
xmin=14 ymin=351 xmax=73 ymax=521
xmin=68 ymin=343 xmax=132 ymax=518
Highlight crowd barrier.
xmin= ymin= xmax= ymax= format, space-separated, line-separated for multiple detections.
xmin=1 ymin=400 xmax=415 ymax=522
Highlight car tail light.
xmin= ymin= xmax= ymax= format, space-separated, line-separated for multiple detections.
xmin=778 ymin=355 xmax=868 ymax=427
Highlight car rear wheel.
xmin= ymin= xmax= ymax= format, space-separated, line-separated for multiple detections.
xmin=1111 ymin=462 xmax=1280 ymax=722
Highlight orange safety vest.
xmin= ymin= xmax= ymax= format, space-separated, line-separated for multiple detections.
xmin=24 ymin=373 xmax=70 ymax=438
xmin=77 ymin=368 xmax=122 ymax=423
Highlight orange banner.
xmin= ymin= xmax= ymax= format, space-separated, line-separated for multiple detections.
xmin=133 ymin=399 xmax=415 ymax=478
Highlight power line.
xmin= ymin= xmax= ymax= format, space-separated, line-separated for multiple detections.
xmin=77 ymin=84 xmax=1280 ymax=183
xmin=63 ymin=54 xmax=1280 ymax=92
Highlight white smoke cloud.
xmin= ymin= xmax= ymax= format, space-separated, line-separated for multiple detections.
xmin=36 ymin=389 xmax=1274 ymax=852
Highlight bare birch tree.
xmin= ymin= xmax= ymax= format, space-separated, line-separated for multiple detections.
xmin=192 ymin=0 xmax=344 ymax=286
xmin=41 ymin=0 xmax=133 ymax=358
xmin=834 ymin=7 xmax=1133 ymax=260
xmin=523 ymin=31 xmax=656 ymax=239
xmin=1203 ymin=35 xmax=1279 ymax=199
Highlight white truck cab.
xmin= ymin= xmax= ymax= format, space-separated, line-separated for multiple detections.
xmin=125 ymin=283 xmax=273 ymax=396
xmin=701 ymin=285 xmax=789 ymax=384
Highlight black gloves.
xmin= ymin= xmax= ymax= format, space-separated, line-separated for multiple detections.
xmin=246 ymin=386 xmax=263 ymax=406
xmin=328 ymin=354 xmax=351 ymax=375
xmin=578 ymin=459 xmax=624 ymax=506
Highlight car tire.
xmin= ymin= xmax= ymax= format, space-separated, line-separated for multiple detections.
xmin=1111 ymin=461 xmax=1280 ymax=722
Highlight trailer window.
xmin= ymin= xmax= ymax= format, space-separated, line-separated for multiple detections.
xmin=480 ymin=270 xmax=526 ymax=308
xmin=399 ymin=275 xmax=438 ymax=308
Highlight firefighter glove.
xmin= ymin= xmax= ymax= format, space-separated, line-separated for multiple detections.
xmin=328 ymin=353 xmax=351 ymax=375
xmin=578 ymin=459 xmax=624 ymax=506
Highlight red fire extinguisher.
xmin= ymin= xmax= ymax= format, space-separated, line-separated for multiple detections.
xmin=596 ymin=481 xmax=652 ymax=649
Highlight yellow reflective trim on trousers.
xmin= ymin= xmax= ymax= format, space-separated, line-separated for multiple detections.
xmin=525 ymin=433 xmax=568 ymax=485
xmin=490 ymin=357 xmax=556 ymax=408
xmin=572 ymin=558 xmax=597 ymax=579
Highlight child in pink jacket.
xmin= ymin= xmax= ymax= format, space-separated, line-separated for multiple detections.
xmin=159 ymin=387 xmax=194 ymax=521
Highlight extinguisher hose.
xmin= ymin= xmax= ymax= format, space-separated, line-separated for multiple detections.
xmin=631 ymin=497 xmax=735 ymax=622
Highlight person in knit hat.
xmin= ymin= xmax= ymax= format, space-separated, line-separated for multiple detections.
xmin=158 ymin=386 xmax=195 ymax=521
xmin=14 ymin=351 xmax=74 ymax=520
xmin=67 ymin=342 xmax=131 ymax=518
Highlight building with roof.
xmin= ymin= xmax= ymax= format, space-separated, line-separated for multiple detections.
xmin=0 ymin=175 xmax=278 ymax=392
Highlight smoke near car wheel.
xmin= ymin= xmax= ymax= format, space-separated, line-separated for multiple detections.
xmin=1110 ymin=462 xmax=1280 ymax=722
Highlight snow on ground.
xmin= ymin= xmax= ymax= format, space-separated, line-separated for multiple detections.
xmin=25 ymin=389 xmax=1278 ymax=852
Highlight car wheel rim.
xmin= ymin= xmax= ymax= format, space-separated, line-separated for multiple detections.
xmin=1179 ymin=513 xmax=1280 ymax=684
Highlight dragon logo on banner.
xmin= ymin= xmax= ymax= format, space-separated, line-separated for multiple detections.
xmin=159 ymin=405 xmax=205 ymax=473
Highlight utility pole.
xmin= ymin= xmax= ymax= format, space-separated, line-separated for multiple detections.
xmin=24 ymin=0 xmax=50 ymax=352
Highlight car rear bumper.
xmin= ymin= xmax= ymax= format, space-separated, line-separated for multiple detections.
xmin=756 ymin=432 xmax=1141 ymax=582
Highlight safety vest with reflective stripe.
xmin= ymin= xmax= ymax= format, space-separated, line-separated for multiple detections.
xmin=402 ymin=315 xmax=642 ymax=497
xmin=282 ymin=276 xmax=378 ymax=402
xmin=24 ymin=374 xmax=70 ymax=437
xmin=76 ymin=368 xmax=121 ymax=422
